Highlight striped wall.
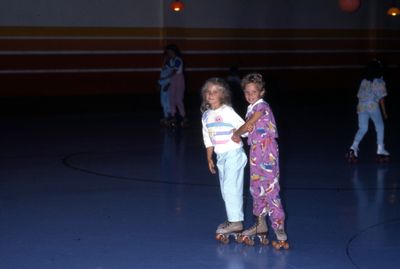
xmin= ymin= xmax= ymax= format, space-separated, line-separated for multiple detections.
xmin=0 ymin=27 xmax=399 ymax=97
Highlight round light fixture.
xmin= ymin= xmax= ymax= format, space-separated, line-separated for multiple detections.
xmin=338 ymin=0 xmax=360 ymax=13
xmin=387 ymin=6 xmax=400 ymax=16
xmin=170 ymin=0 xmax=184 ymax=12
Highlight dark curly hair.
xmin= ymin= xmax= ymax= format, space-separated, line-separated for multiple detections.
xmin=241 ymin=72 xmax=265 ymax=94
xmin=365 ymin=59 xmax=383 ymax=81
xmin=164 ymin=44 xmax=182 ymax=57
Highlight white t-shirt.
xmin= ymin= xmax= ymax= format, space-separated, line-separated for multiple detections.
xmin=202 ymin=105 xmax=245 ymax=154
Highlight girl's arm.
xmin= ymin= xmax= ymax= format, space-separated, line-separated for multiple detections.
xmin=206 ymin=147 xmax=216 ymax=174
xmin=379 ymin=98 xmax=388 ymax=119
xmin=232 ymin=111 xmax=263 ymax=141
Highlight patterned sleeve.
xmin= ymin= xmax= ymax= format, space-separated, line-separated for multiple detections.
xmin=253 ymin=102 xmax=268 ymax=113
xmin=173 ymin=58 xmax=183 ymax=70
xmin=357 ymin=79 xmax=367 ymax=99
xmin=373 ymin=78 xmax=387 ymax=100
xmin=256 ymin=102 xmax=278 ymax=138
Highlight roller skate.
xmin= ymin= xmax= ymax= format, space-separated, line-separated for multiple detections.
xmin=238 ymin=216 xmax=269 ymax=246
xmin=215 ymin=221 xmax=243 ymax=244
xmin=376 ymin=145 xmax=390 ymax=164
xmin=271 ymin=227 xmax=289 ymax=250
xmin=168 ymin=116 xmax=177 ymax=128
xmin=180 ymin=117 xmax=190 ymax=128
xmin=160 ymin=117 xmax=170 ymax=127
xmin=161 ymin=116 xmax=176 ymax=128
xmin=345 ymin=148 xmax=358 ymax=164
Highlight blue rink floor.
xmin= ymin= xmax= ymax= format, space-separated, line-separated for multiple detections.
xmin=0 ymin=93 xmax=399 ymax=269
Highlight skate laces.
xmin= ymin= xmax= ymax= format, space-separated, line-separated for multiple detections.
xmin=217 ymin=221 xmax=232 ymax=231
xmin=222 ymin=221 xmax=231 ymax=228
xmin=276 ymin=228 xmax=287 ymax=241
xmin=246 ymin=218 xmax=261 ymax=234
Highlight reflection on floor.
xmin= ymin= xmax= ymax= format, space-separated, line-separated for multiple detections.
xmin=0 ymin=94 xmax=399 ymax=269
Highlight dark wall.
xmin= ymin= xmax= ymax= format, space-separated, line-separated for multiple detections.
xmin=0 ymin=27 xmax=399 ymax=98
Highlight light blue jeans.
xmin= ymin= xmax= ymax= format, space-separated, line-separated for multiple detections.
xmin=353 ymin=108 xmax=384 ymax=146
xmin=160 ymin=88 xmax=170 ymax=118
xmin=216 ymin=147 xmax=247 ymax=222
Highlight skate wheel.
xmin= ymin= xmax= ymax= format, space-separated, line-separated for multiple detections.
xmin=272 ymin=240 xmax=289 ymax=250
xmin=221 ymin=236 xmax=229 ymax=244
xmin=283 ymin=242 xmax=290 ymax=249
xmin=216 ymin=233 xmax=229 ymax=244
xmin=234 ymin=234 xmax=242 ymax=243
xmin=273 ymin=243 xmax=281 ymax=250
xmin=244 ymin=237 xmax=255 ymax=246
xmin=216 ymin=234 xmax=226 ymax=242
xmin=260 ymin=237 xmax=269 ymax=245
xmin=236 ymin=235 xmax=244 ymax=243
xmin=215 ymin=234 xmax=223 ymax=241
xmin=347 ymin=158 xmax=357 ymax=164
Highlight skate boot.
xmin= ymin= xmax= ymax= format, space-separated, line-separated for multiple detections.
xmin=345 ymin=148 xmax=358 ymax=164
xmin=168 ymin=116 xmax=177 ymax=128
xmin=271 ymin=227 xmax=289 ymax=250
xmin=238 ymin=216 xmax=269 ymax=246
xmin=215 ymin=221 xmax=243 ymax=244
xmin=181 ymin=117 xmax=190 ymax=128
xmin=376 ymin=144 xmax=390 ymax=163
xmin=160 ymin=117 xmax=170 ymax=127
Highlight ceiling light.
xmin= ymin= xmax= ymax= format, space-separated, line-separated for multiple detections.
xmin=170 ymin=0 xmax=184 ymax=12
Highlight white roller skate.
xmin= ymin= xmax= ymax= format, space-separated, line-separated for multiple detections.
xmin=238 ymin=216 xmax=269 ymax=246
xmin=271 ymin=227 xmax=290 ymax=250
xmin=376 ymin=144 xmax=390 ymax=163
xmin=215 ymin=221 xmax=243 ymax=244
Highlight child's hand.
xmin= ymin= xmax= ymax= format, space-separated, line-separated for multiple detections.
xmin=247 ymin=123 xmax=254 ymax=132
xmin=231 ymin=133 xmax=241 ymax=143
xmin=208 ymin=159 xmax=216 ymax=174
xmin=383 ymin=111 xmax=388 ymax=120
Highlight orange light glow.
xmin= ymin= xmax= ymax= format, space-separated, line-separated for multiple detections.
xmin=170 ymin=0 xmax=184 ymax=12
xmin=387 ymin=7 xmax=400 ymax=16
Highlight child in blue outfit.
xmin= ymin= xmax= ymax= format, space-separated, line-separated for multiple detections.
xmin=200 ymin=77 xmax=247 ymax=243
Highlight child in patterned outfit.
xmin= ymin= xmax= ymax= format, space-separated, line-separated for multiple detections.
xmin=232 ymin=73 xmax=289 ymax=249
xmin=165 ymin=44 xmax=189 ymax=127
xmin=201 ymin=78 xmax=248 ymax=241
xmin=347 ymin=60 xmax=390 ymax=161
xmin=158 ymin=53 xmax=173 ymax=126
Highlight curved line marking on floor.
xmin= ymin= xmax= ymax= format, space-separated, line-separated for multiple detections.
xmin=62 ymin=151 xmax=219 ymax=187
xmin=346 ymin=218 xmax=400 ymax=269
xmin=62 ymin=151 xmax=400 ymax=191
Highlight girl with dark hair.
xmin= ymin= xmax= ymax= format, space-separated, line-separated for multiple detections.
xmin=164 ymin=44 xmax=189 ymax=127
xmin=346 ymin=60 xmax=390 ymax=163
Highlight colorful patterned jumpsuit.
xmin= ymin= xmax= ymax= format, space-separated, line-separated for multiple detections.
xmin=246 ymin=99 xmax=286 ymax=231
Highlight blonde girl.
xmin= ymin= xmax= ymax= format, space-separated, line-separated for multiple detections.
xmin=201 ymin=77 xmax=247 ymax=242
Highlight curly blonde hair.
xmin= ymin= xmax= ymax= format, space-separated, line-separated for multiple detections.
xmin=200 ymin=77 xmax=232 ymax=113
xmin=241 ymin=73 xmax=265 ymax=95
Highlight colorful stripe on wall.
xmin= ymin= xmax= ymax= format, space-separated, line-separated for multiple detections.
xmin=0 ymin=27 xmax=398 ymax=96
